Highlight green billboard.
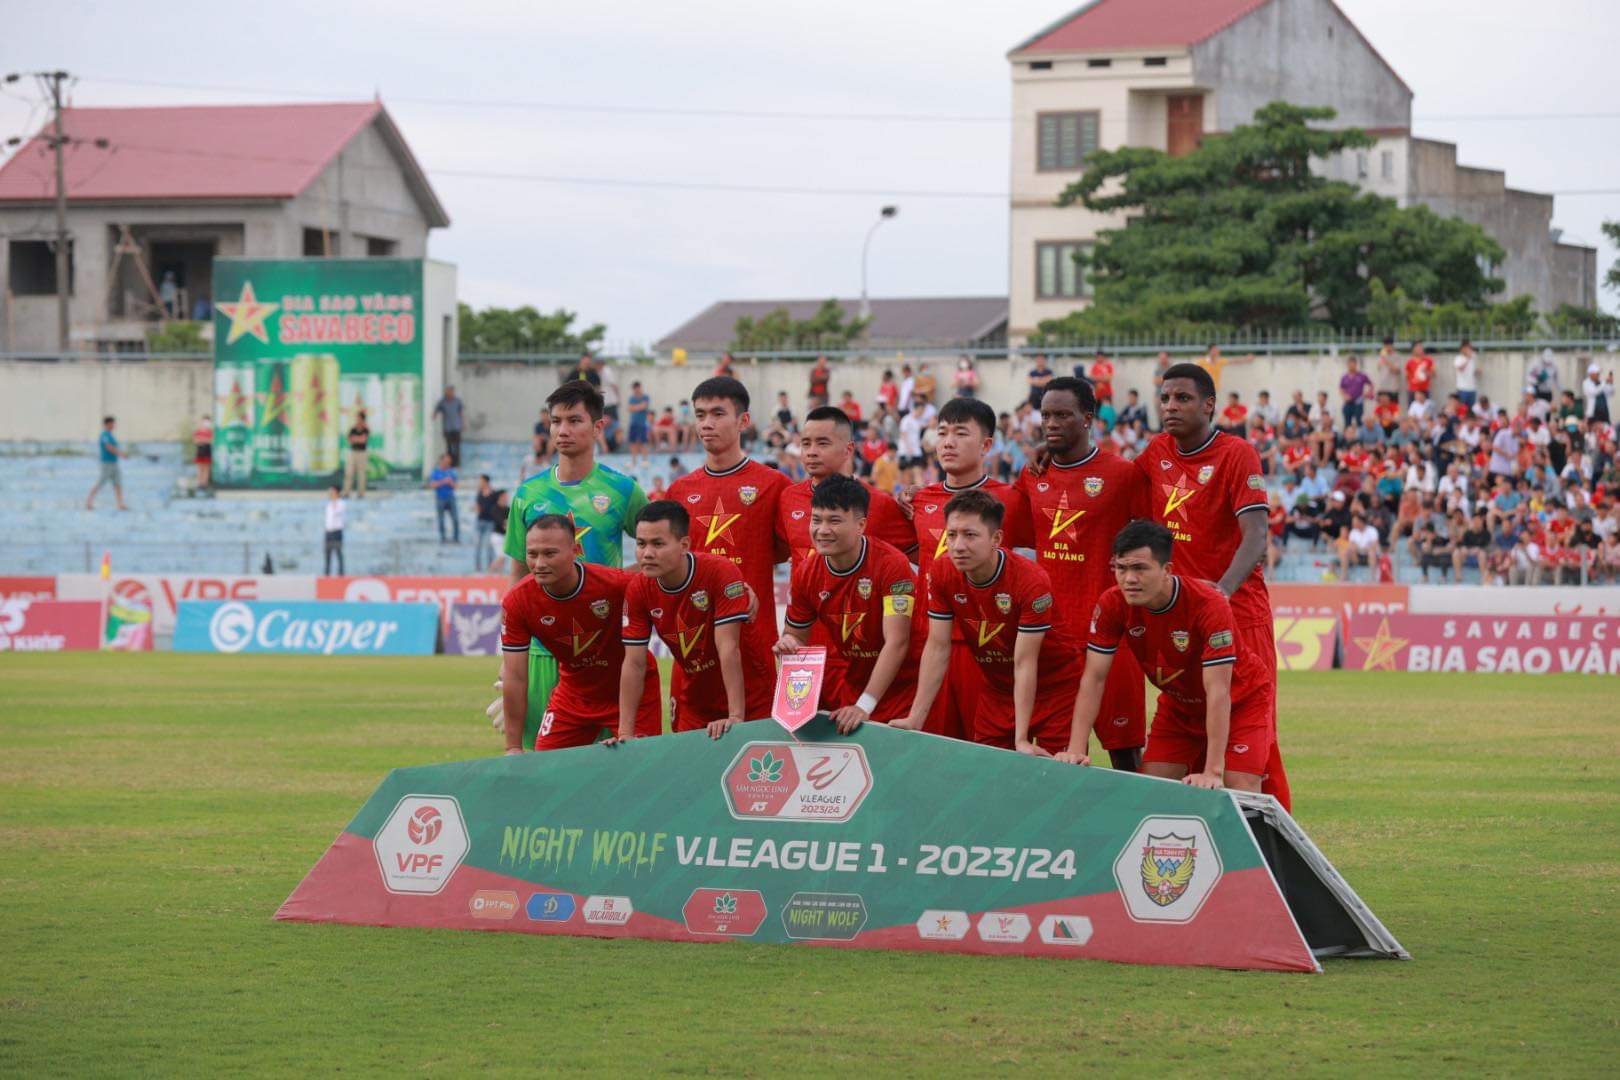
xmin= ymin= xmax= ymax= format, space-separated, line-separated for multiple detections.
xmin=212 ymin=258 xmax=430 ymax=490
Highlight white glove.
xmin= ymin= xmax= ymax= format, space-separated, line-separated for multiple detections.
xmin=487 ymin=678 xmax=504 ymax=730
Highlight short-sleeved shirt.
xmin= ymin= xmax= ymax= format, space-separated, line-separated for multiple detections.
xmin=1405 ymin=355 xmax=1434 ymax=392
xmin=430 ymin=466 xmax=456 ymax=502
xmin=1012 ymin=446 xmax=1149 ymax=639
xmin=910 ymin=475 xmax=1033 ymax=582
xmin=500 ymin=565 xmax=638 ymax=722
xmin=1089 ymin=359 xmax=1115 ymax=399
xmin=98 ymin=430 xmax=119 ymax=463
xmin=348 ymin=424 xmax=369 ymax=450
xmin=1134 ymin=431 xmax=1271 ymax=627
xmin=434 ymin=396 xmax=464 ymax=433
xmin=1087 ymin=577 xmax=1261 ymax=719
xmin=622 ymin=552 xmax=775 ymax=722
xmin=1340 ymin=371 xmax=1372 ymax=401
xmin=777 ymin=478 xmax=917 ymax=570
xmin=667 ymin=458 xmax=791 ymax=656
xmin=926 ymin=550 xmax=1080 ymax=698
xmin=505 ymin=462 xmax=647 ymax=569
xmin=785 ymin=538 xmax=923 ymax=702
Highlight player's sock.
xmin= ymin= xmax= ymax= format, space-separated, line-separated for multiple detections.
xmin=1261 ymin=742 xmax=1293 ymax=812
xmin=1108 ymin=747 xmax=1143 ymax=773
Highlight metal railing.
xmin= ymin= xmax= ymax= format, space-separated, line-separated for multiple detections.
xmin=0 ymin=538 xmax=510 ymax=577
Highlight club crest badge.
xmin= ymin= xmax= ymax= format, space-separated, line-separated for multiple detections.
xmin=692 ymin=590 xmax=710 ymax=611
xmin=739 ymin=485 xmax=758 ymax=506
xmin=784 ymin=666 xmax=815 ymax=713
xmin=1084 ymin=477 xmax=1104 ymax=497
xmin=995 ymin=592 xmax=1012 ymax=614
xmin=1197 ymin=465 xmax=1215 ymax=485
xmin=590 ymin=599 xmax=611 ymax=620
xmin=592 ymin=494 xmax=612 ymax=513
xmin=857 ymin=578 xmax=873 ymax=599
xmin=1171 ymin=630 xmax=1190 ymax=652
xmin=1140 ymin=833 xmax=1198 ymax=908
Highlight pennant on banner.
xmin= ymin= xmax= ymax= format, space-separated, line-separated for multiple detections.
xmin=772 ymin=647 xmax=827 ymax=733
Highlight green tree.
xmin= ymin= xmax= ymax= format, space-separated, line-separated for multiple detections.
xmin=457 ymin=304 xmax=605 ymax=354
xmin=731 ymin=299 xmax=870 ymax=353
xmin=1038 ymin=103 xmax=1507 ymax=338
xmin=146 ymin=320 xmax=209 ymax=354
xmin=1603 ymin=220 xmax=1620 ymax=295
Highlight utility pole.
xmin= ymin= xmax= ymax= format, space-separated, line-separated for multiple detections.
xmin=860 ymin=205 xmax=898 ymax=322
xmin=45 ymin=70 xmax=71 ymax=353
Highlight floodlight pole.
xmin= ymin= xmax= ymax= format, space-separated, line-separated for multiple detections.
xmin=859 ymin=205 xmax=898 ymax=321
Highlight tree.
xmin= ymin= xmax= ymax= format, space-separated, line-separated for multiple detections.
xmin=1604 ymin=220 xmax=1620 ymax=295
xmin=457 ymin=304 xmax=605 ymax=354
xmin=1037 ymin=103 xmax=1511 ymax=339
xmin=731 ymin=299 xmax=871 ymax=353
xmin=146 ymin=320 xmax=208 ymax=354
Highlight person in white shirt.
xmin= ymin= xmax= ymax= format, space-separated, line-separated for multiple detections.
xmin=1407 ymin=390 xmax=1431 ymax=421
xmin=898 ymin=363 xmax=916 ymax=415
xmin=1582 ymin=362 xmax=1614 ymax=424
xmin=1454 ymin=340 xmax=1478 ymax=408
xmin=323 ymin=485 xmax=346 ymax=576
xmin=1339 ymin=513 xmax=1382 ymax=579
xmin=897 ymin=400 xmax=929 ymax=485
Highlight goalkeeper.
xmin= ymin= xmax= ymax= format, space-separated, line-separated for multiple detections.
xmin=489 ymin=380 xmax=651 ymax=747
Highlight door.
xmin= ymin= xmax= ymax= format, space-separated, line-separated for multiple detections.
xmin=1167 ymin=94 xmax=1204 ymax=157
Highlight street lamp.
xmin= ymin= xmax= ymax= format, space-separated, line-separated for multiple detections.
xmin=860 ymin=205 xmax=898 ymax=321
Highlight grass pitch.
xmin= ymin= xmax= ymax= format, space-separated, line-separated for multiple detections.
xmin=2 ymin=654 xmax=1617 ymax=1076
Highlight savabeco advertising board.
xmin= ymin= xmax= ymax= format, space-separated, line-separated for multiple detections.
xmin=278 ymin=719 xmax=1328 ymax=972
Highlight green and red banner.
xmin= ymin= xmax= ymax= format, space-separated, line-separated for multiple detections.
xmin=277 ymin=719 xmax=1349 ymax=972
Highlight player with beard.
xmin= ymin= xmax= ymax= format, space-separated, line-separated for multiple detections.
xmin=905 ymin=397 xmax=1032 ymax=739
xmin=498 ymin=515 xmax=660 ymax=752
xmin=1136 ymin=363 xmax=1290 ymax=809
xmin=775 ymin=476 xmax=921 ymax=732
xmin=777 ymin=406 xmax=917 ymax=706
xmin=667 ymin=377 xmax=792 ymax=669
xmin=1011 ymin=376 xmax=1149 ymax=771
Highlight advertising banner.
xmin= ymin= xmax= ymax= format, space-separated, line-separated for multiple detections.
xmin=57 ymin=574 xmax=318 ymax=637
xmin=0 ymin=598 xmax=102 ymax=652
xmin=1272 ymin=616 xmax=1338 ymax=672
xmin=174 ymin=600 xmax=439 ymax=656
xmin=0 ymin=576 xmax=56 ymax=603
xmin=444 ymin=603 xmax=503 ymax=656
xmin=273 ymin=719 xmax=1394 ymax=972
xmin=1344 ymin=612 xmax=1620 ymax=674
xmin=213 ymin=258 xmax=427 ymax=490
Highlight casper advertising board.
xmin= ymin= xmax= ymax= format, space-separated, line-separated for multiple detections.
xmin=175 ymin=600 xmax=439 ymax=656
xmin=274 ymin=719 xmax=1414 ymax=972
xmin=212 ymin=258 xmax=451 ymax=490
xmin=1345 ymin=612 xmax=1620 ymax=674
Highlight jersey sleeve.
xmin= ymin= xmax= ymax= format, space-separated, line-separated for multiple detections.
xmin=1125 ymin=463 xmax=1151 ymax=520
xmin=621 ymin=578 xmax=652 ymax=646
xmin=784 ymin=561 xmax=817 ymax=630
xmin=1196 ymin=590 xmax=1238 ymax=667
xmin=623 ymin=481 xmax=649 ymax=541
xmin=503 ymin=492 xmax=528 ymax=561
xmin=1225 ymin=440 xmax=1269 ymax=517
xmin=877 ymin=552 xmax=918 ymax=619
xmin=927 ymin=564 xmax=954 ymax=622
xmin=711 ymin=560 xmax=751 ymax=627
xmin=500 ymin=588 xmax=534 ymax=652
xmin=1086 ymin=589 xmax=1127 ymax=654
xmin=1016 ymin=561 xmax=1055 ymax=634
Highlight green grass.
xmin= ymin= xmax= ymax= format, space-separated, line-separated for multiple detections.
xmin=2 ymin=655 xmax=1617 ymax=1076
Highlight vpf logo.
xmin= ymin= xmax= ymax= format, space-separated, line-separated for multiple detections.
xmin=407 ymin=805 xmax=444 ymax=845
xmin=1140 ymin=833 xmax=1197 ymax=907
xmin=208 ymin=601 xmax=255 ymax=653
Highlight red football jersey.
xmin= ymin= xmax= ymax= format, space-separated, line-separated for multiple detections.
xmin=501 ymin=565 xmax=641 ymax=721
xmin=926 ymin=550 xmax=1081 ymax=697
xmin=777 ymin=477 xmax=917 ymax=570
xmin=1134 ymin=431 xmax=1271 ymax=627
xmin=911 ymin=475 xmax=1033 ymax=582
xmin=1090 ymin=359 xmax=1115 ymax=400
xmin=1087 ymin=577 xmax=1263 ymax=718
xmin=784 ymin=537 xmax=923 ymax=713
xmin=622 ymin=552 xmax=774 ymax=724
xmin=667 ymin=458 xmax=791 ymax=653
xmin=1013 ymin=446 xmax=1149 ymax=638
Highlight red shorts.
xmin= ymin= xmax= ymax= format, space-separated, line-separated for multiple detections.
xmin=1143 ymin=690 xmax=1272 ymax=776
xmin=1235 ymin=620 xmax=1279 ymax=732
xmin=972 ymin=682 xmax=1078 ymax=750
xmin=1094 ymin=643 xmax=1146 ymax=751
xmin=535 ymin=669 xmax=661 ymax=750
xmin=924 ymin=641 xmax=983 ymax=740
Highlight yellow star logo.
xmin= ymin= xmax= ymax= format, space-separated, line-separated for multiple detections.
xmin=1041 ymin=491 xmax=1087 ymax=543
xmin=215 ymin=281 xmax=280 ymax=346
xmin=1353 ymin=617 xmax=1410 ymax=671
xmin=569 ymin=619 xmax=602 ymax=657
xmin=1160 ymin=477 xmax=1197 ymax=519
xmin=930 ymin=527 xmax=948 ymax=559
xmin=697 ymin=497 xmax=742 ymax=547
xmin=675 ymin=622 xmax=707 ymax=659
xmin=574 ymin=523 xmax=592 ymax=556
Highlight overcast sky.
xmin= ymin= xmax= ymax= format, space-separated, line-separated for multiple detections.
xmin=4 ymin=0 xmax=1616 ymax=347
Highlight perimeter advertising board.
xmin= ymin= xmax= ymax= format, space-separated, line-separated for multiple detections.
xmin=271 ymin=719 xmax=1397 ymax=973
xmin=57 ymin=574 xmax=318 ymax=637
xmin=174 ymin=600 xmax=439 ymax=656
xmin=0 ymin=599 xmax=101 ymax=652
xmin=1344 ymin=612 xmax=1620 ymax=674
xmin=212 ymin=258 xmax=454 ymax=490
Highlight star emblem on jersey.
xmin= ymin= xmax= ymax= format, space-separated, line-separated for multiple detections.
xmin=739 ymin=485 xmax=758 ymax=506
xmin=1171 ymin=630 xmax=1190 ymax=652
xmin=691 ymin=589 xmax=710 ymax=611
xmin=1197 ymin=465 xmax=1215 ymax=485
xmin=697 ymin=497 xmax=742 ymax=546
xmin=1161 ymin=476 xmax=1197 ymax=519
xmin=590 ymin=599 xmax=611 ymax=620
xmin=1041 ymin=491 xmax=1087 ymax=543
xmin=592 ymin=494 xmax=611 ymax=513
xmin=839 ymin=608 xmax=867 ymax=643
xmin=1084 ymin=476 xmax=1104 ymax=498
xmin=1353 ymin=617 xmax=1411 ymax=672
xmin=965 ymin=618 xmax=1005 ymax=648
xmin=674 ymin=622 xmax=707 ymax=659
xmin=930 ymin=528 xmax=948 ymax=559
xmin=1151 ymin=662 xmax=1184 ymax=686
xmin=569 ymin=619 xmax=602 ymax=657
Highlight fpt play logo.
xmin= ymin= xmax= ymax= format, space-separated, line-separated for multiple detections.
xmin=373 ymin=795 xmax=470 ymax=895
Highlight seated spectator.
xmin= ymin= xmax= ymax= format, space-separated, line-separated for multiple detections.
xmin=1219 ymin=392 xmax=1249 ymax=435
xmin=1339 ymin=513 xmax=1381 ymax=580
xmin=1411 ymin=521 xmax=1456 ymax=582
xmin=1117 ymin=389 xmax=1149 ymax=429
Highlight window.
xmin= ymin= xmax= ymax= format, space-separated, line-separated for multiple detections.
xmin=1086 ymin=58 xmax=1112 ymax=68
xmin=1036 ymin=242 xmax=1092 ymax=300
xmin=7 ymin=239 xmax=73 ymax=295
xmin=302 ymin=228 xmax=340 ymax=257
xmin=1144 ymin=56 xmax=1167 ymax=66
xmin=1355 ymin=151 xmax=1368 ymax=179
xmin=365 ymin=236 xmax=397 ymax=257
xmin=1037 ymin=112 xmax=1099 ymax=171
xmin=1029 ymin=60 xmax=1052 ymax=70
xmin=1380 ymin=150 xmax=1393 ymax=181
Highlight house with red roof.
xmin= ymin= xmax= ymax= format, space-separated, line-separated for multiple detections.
xmin=1007 ymin=0 xmax=1596 ymax=339
xmin=0 ymin=100 xmax=448 ymax=353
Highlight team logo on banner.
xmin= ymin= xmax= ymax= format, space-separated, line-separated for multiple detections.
xmin=592 ymin=494 xmax=611 ymax=513
xmin=723 ymin=741 xmax=873 ymax=822
xmin=1084 ymin=477 xmax=1104 ymax=497
xmin=590 ymin=599 xmax=611 ymax=620
xmin=1197 ymin=465 xmax=1215 ymax=484
xmin=1113 ymin=816 xmax=1222 ymax=923
xmin=738 ymin=485 xmax=758 ymax=506
xmin=1171 ymin=630 xmax=1190 ymax=652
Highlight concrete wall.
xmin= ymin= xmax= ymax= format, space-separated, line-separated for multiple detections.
xmin=5 ymin=348 xmax=1612 ymax=445
xmin=284 ymin=122 xmax=430 ymax=259
xmin=1190 ymin=0 xmax=1412 ymax=133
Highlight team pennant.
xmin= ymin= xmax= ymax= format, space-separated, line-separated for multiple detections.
xmin=772 ymin=647 xmax=827 ymax=733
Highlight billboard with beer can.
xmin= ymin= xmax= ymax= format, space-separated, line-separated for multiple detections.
xmin=212 ymin=257 xmax=454 ymax=490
